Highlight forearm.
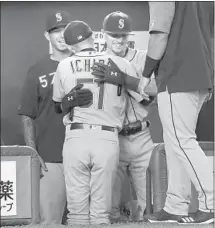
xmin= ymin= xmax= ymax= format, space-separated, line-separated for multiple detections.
xmin=142 ymin=33 xmax=169 ymax=79
xmin=123 ymin=76 xmax=158 ymax=96
xmin=142 ymin=1 xmax=175 ymax=78
xmin=21 ymin=115 xmax=36 ymax=149
xmin=54 ymin=101 xmax=71 ymax=114
xmin=54 ymin=101 xmax=63 ymax=113
xmin=124 ymin=75 xmax=140 ymax=92
xmin=147 ymin=32 xmax=169 ymax=60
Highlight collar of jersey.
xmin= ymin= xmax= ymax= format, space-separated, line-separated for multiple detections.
xmin=74 ymin=49 xmax=104 ymax=57
xmin=80 ymin=48 xmax=96 ymax=52
xmin=125 ymin=48 xmax=138 ymax=62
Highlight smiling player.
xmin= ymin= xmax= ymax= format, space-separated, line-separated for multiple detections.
xmin=17 ymin=11 xmax=92 ymax=224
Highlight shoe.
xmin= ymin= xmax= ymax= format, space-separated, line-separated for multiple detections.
xmin=143 ymin=209 xmax=186 ymax=223
xmin=177 ymin=210 xmax=214 ymax=224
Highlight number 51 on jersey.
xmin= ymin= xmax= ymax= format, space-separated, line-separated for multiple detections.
xmin=77 ymin=78 xmax=104 ymax=110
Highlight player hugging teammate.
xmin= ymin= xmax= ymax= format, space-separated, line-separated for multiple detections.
xmin=92 ymin=11 xmax=157 ymax=222
xmin=52 ymin=10 xmax=157 ymax=225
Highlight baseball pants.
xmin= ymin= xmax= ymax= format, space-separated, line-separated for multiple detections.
xmin=157 ymin=88 xmax=214 ymax=215
xmin=63 ymin=125 xmax=119 ymax=225
xmin=111 ymin=126 xmax=154 ymax=220
xmin=40 ymin=163 xmax=67 ymax=224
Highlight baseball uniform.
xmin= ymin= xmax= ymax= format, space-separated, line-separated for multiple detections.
xmin=53 ymin=50 xmax=142 ymax=225
xmin=149 ymin=1 xmax=214 ymax=219
xmin=17 ymin=55 xmax=67 ymax=224
xmin=111 ymin=48 xmax=155 ymax=221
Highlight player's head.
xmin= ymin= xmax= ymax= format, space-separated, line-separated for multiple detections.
xmin=63 ymin=20 xmax=94 ymax=53
xmin=102 ymin=11 xmax=134 ymax=55
xmin=44 ymin=11 xmax=72 ymax=52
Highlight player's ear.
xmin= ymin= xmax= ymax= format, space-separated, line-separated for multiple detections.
xmin=44 ymin=31 xmax=50 ymax=41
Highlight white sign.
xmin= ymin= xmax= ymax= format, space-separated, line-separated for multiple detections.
xmin=49 ymin=31 xmax=150 ymax=54
xmin=93 ymin=31 xmax=150 ymax=52
xmin=0 ymin=161 xmax=17 ymax=216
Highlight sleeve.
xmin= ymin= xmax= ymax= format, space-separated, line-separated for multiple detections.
xmin=17 ymin=67 xmax=39 ymax=119
xmin=149 ymin=2 xmax=175 ymax=34
xmin=52 ymin=63 xmax=66 ymax=102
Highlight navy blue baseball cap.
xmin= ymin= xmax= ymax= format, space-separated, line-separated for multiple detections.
xmin=64 ymin=20 xmax=93 ymax=45
xmin=46 ymin=11 xmax=72 ymax=32
xmin=103 ymin=11 xmax=134 ymax=35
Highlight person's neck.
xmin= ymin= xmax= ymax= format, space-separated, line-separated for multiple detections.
xmin=77 ymin=44 xmax=95 ymax=53
xmin=106 ymin=47 xmax=128 ymax=58
xmin=80 ymin=47 xmax=96 ymax=52
xmin=50 ymin=49 xmax=72 ymax=62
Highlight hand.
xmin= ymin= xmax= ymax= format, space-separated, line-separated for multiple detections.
xmin=204 ymin=89 xmax=213 ymax=103
xmin=144 ymin=78 xmax=158 ymax=97
xmin=91 ymin=58 xmax=125 ymax=85
xmin=140 ymin=96 xmax=155 ymax=106
xmin=30 ymin=146 xmax=48 ymax=179
xmin=38 ymin=155 xmax=48 ymax=179
xmin=61 ymin=84 xmax=93 ymax=112
xmin=137 ymin=77 xmax=151 ymax=100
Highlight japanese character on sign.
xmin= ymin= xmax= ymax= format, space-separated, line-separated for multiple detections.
xmin=0 ymin=203 xmax=13 ymax=212
xmin=1 ymin=161 xmax=17 ymax=216
xmin=0 ymin=180 xmax=14 ymax=201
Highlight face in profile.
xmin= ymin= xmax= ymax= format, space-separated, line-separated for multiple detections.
xmin=104 ymin=33 xmax=129 ymax=55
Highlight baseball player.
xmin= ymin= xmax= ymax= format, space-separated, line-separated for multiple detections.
xmin=93 ymin=2 xmax=214 ymax=225
xmin=17 ymin=11 xmax=92 ymax=224
xmin=52 ymin=20 xmax=147 ymax=225
xmin=139 ymin=2 xmax=214 ymax=224
xmin=92 ymin=11 xmax=156 ymax=222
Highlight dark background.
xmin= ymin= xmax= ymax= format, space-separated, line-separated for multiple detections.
xmin=1 ymin=1 xmax=214 ymax=145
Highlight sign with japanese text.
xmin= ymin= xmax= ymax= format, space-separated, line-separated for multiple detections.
xmin=50 ymin=31 xmax=149 ymax=54
xmin=0 ymin=161 xmax=17 ymax=216
xmin=93 ymin=31 xmax=149 ymax=52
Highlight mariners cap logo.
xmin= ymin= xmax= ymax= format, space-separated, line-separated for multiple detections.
xmin=118 ymin=18 xmax=125 ymax=29
xmin=56 ymin=13 xmax=62 ymax=22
